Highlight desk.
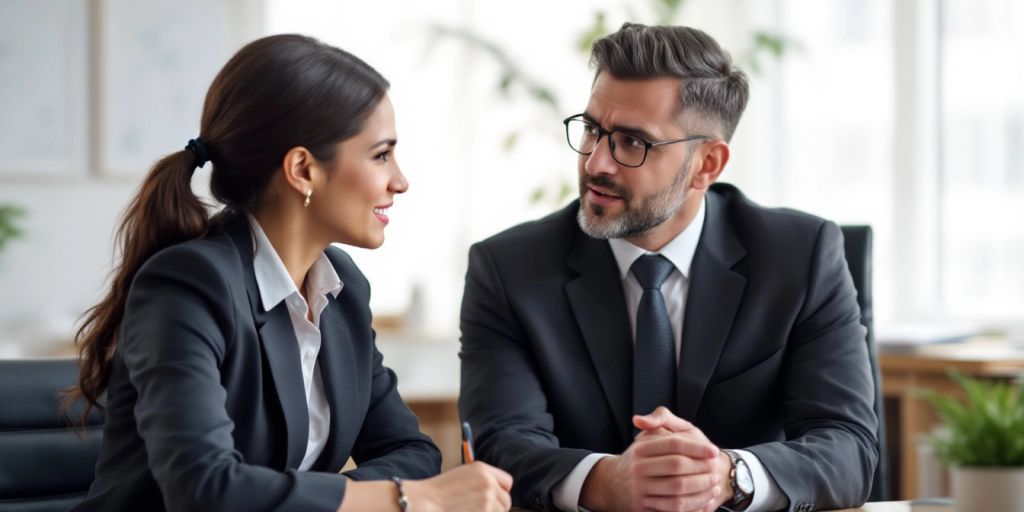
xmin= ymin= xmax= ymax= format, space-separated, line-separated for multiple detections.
xmin=830 ymin=502 xmax=946 ymax=512
xmin=880 ymin=337 xmax=1024 ymax=499
xmin=511 ymin=501 xmax=939 ymax=511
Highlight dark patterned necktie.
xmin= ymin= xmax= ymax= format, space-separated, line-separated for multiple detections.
xmin=631 ymin=254 xmax=677 ymax=416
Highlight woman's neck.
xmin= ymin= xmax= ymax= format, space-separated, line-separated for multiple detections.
xmin=251 ymin=206 xmax=324 ymax=294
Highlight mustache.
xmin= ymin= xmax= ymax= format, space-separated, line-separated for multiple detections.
xmin=580 ymin=174 xmax=631 ymax=201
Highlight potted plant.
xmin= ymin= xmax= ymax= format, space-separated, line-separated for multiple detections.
xmin=923 ymin=373 xmax=1024 ymax=511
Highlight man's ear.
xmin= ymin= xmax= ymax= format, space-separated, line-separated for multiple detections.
xmin=690 ymin=140 xmax=730 ymax=191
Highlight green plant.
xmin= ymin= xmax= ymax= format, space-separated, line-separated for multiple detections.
xmin=921 ymin=372 xmax=1024 ymax=467
xmin=0 ymin=204 xmax=26 ymax=252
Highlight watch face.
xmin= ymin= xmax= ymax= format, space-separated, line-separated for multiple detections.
xmin=736 ymin=460 xmax=755 ymax=494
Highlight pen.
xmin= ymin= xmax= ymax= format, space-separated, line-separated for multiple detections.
xmin=461 ymin=421 xmax=475 ymax=463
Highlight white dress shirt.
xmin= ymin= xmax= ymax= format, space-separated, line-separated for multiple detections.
xmin=248 ymin=215 xmax=342 ymax=471
xmin=553 ymin=199 xmax=787 ymax=511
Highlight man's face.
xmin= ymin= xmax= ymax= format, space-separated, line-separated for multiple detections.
xmin=577 ymin=74 xmax=700 ymax=241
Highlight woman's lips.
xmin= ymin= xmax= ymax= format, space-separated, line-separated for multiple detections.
xmin=373 ymin=203 xmax=392 ymax=225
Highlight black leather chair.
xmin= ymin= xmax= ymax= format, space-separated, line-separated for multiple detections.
xmin=840 ymin=225 xmax=888 ymax=502
xmin=0 ymin=358 xmax=102 ymax=511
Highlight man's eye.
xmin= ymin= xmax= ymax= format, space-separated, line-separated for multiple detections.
xmin=622 ymin=135 xmax=645 ymax=149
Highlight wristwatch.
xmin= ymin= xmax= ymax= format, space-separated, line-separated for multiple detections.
xmin=724 ymin=449 xmax=754 ymax=510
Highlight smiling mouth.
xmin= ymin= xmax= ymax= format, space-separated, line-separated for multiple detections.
xmin=373 ymin=207 xmax=389 ymax=215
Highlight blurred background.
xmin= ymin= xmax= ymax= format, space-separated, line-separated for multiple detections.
xmin=0 ymin=0 xmax=1022 ymax=498
xmin=1 ymin=0 xmax=1021 ymax=352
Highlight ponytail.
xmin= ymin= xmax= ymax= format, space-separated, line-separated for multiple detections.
xmin=64 ymin=149 xmax=209 ymax=423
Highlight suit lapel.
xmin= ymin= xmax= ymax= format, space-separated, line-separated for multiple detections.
xmin=565 ymin=227 xmax=634 ymax=444
xmin=224 ymin=215 xmax=310 ymax=470
xmin=312 ymin=295 xmax=357 ymax=470
xmin=675 ymin=193 xmax=747 ymax=420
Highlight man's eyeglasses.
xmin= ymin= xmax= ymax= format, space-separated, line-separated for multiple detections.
xmin=563 ymin=114 xmax=709 ymax=168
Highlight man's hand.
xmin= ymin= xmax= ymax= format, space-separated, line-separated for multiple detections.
xmin=580 ymin=407 xmax=734 ymax=512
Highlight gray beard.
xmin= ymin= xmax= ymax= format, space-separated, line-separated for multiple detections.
xmin=576 ymin=153 xmax=692 ymax=239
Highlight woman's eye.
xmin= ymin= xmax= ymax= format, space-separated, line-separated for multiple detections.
xmin=375 ymin=150 xmax=391 ymax=162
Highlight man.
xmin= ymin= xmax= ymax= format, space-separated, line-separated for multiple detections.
xmin=459 ymin=23 xmax=878 ymax=512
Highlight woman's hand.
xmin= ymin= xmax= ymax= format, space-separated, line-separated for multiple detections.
xmin=403 ymin=461 xmax=513 ymax=512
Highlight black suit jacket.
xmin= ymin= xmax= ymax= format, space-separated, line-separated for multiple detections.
xmin=459 ymin=183 xmax=878 ymax=511
xmin=74 ymin=214 xmax=440 ymax=512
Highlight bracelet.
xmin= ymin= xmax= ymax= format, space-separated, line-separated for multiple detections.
xmin=390 ymin=476 xmax=409 ymax=511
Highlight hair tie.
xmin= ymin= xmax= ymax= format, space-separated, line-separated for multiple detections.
xmin=185 ymin=138 xmax=210 ymax=169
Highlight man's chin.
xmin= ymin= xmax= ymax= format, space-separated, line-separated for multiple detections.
xmin=578 ymin=206 xmax=621 ymax=239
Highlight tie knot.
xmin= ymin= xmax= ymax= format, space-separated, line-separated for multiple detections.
xmin=630 ymin=254 xmax=675 ymax=290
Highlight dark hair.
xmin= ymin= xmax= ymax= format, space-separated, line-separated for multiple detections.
xmin=591 ymin=23 xmax=749 ymax=142
xmin=66 ymin=34 xmax=389 ymax=422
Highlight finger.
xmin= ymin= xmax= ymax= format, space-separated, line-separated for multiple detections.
xmin=634 ymin=454 xmax=716 ymax=478
xmin=635 ymin=426 xmax=672 ymax=439
xmin=633 ymin=434 xmax=719 ymax=460
xmin=482 ymin=463 xmax=514 ymax=492
xmin=642 ymin=485 xmax=721 ymax=512
xmin=633 ymin=406 xmax=694 ymax=432
xmin=641 ymin=472 xmax=721 ymax=496
xmin=495 ymin=488 xmax=512 ymax=511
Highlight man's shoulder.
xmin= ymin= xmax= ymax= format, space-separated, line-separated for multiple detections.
xmin=711 ymin=182 xmax=831 ymax=243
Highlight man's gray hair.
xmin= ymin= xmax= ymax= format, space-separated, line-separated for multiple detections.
xmin=591 ymin=23 xmax=749 ymax=142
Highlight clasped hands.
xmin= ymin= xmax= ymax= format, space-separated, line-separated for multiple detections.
xmin=581 ymin=407 xmax=734 ymax=512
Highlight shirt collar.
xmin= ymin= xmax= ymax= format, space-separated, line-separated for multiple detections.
xmin=607 ymin=196 xmax=706 ymax=281
xmin=247 ymin=214 xmax=343 ymax=312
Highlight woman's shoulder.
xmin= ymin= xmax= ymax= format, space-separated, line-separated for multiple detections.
xmin=136 ymin=228 xmax=244 ymax=290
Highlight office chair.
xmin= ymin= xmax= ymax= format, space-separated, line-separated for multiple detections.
xmin=0 ymin=358 xmax=102 ymax=512
xmin=840 ymin=225 xmax=888 ymax=502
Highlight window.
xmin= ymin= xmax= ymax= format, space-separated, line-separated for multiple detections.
xmin=735 ymin=0 xmax=1023 ymax=327
xmin=939 ymin=0 xmax=1024 ymax=320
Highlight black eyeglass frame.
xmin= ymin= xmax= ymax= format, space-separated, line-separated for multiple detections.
xmin=562 ymin=113 xmax=710 ymax=168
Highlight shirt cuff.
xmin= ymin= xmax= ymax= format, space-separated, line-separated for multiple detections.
xmin=733 ymin=449 xmax=789 ymax=511
xmin=552 ymin=453 xmax=612 ymax=512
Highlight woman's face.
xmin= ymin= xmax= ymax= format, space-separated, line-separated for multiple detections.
xmin=313 ymin=95 xmax=408 ymax=249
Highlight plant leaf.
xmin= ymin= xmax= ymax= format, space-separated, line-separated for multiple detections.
xmin=0 ymin=204 xmax=26 ymax=252
xmin=919 ymin=372 xmax=1024 ymax=466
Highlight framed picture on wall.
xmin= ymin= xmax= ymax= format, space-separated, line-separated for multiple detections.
xmin=0 ymin=0 xmax=89 ymax=178
xmin=97 ymin=0 xmax=263 ymax=177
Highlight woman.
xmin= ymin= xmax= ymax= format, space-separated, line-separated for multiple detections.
xmin=67 ymin=34 xmax=511 ymax=511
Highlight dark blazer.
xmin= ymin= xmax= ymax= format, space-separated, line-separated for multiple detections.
xmin=74 ymin=214 xmax=440 ymax=512
xmin=459 ymin=183 xmax=878 ymax=512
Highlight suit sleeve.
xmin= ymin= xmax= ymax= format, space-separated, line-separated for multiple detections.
xmin=343 ymin=340 xmax=442 ymax=480
xmin=745 ymin=221 xmax=879 ymax=511
xmin=459 ymin=242 xmax=592 ymax=511
xmin=320 ymin=248 xmax=442 ymax=481
xmin=121 ymin=246 xmax=347 ymax=512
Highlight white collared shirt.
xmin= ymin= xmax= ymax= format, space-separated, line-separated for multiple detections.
xmin=248 ymin=214 xmax=342 ymax=471
xmin=606 ymin=197 xmax=706 ymax=361
xmin=553 ymin=198 xmax=787 ymax=511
